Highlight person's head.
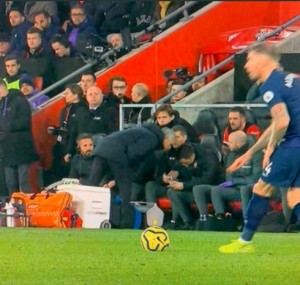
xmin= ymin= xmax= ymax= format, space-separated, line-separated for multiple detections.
xmin=191 ymin=76 xmax=206 ymax=92
xmin=0 ymin=33 xmax=11 ymax=55
xmin=4 ymin=55 xmax=20 ymax=77
xmin=170 ymin=79 xmax=187 ymax=103
xmin=34 ymin=10 xmax=51 ymax=31
xmin=244 ymin=43 xmax=281 ymax=82
xmin=109 ymin=76 xmax=127 ymax=98
xmin=0 ymin=79 xmax=8 ymax=98
xmin=228 ymin=130 xmax=248 ymax=152
xmin=131 ymin=83 xmax=149 ymax=103
xmin=107 ymin=33 xmax=123 ymax=48
xmin=76 ymin=133 xmax=94 ymax=157
xmin=50 ymin=34 xmax=71 ymax=57
xmin=70 ymin=4 xmax=86 ymax=26
xmin=8 ymin=9 xmax=24 ymax=27
xmin=27 ymin=27 xmax=43 ymax=50
xmin=64 ymin=83 xmax=84 ymax=104
xmin=154 ymin=104 xmax=175 ymax=127
xmin=166 ymin=78 xmax=174 ymax=94
xmin=178 ymin=144 xmax=196 ymax=167
xmin=20 ymin=76 xmax=35 ymax=96
xmin=228 ymin=106 xmax=246 ymax=131
xmin=86 ymin=86 xmax=103 ymax=108
xmin=172 ymin=125 xmax=188 ymax=148
xmin=81 ymin=72 xmax=96 ymax=95
xmin=161 ymin=127 xmax=175 ymax=150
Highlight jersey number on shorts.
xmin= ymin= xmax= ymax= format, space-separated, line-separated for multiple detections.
xmin=262 ymin=162 xmax=273 ymax=177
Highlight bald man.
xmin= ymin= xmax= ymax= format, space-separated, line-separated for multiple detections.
xmin=128 ymin=82 xmax=152 ymax=125
xmin=86 ymin=86 xmax=118 ymax=135
xmin=210 ymin=131 xmax=263 ymax=221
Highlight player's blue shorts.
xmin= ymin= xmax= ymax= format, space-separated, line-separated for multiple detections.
xmin=261 ymin=146 xmax=300 ymax=187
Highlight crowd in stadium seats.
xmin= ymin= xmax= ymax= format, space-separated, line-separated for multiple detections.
xmin=0 ymin=1 xmax=291 ymax=231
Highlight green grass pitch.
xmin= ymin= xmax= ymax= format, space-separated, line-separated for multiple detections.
xmin=0 ymin=228 xmax=299 ymax=285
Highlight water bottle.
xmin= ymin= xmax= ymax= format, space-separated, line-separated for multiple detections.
xmin=5 ymin=202 xmax=15 ymax=227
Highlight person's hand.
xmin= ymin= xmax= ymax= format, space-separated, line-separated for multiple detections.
xmin=103 ymin=180 xmax=116 ymax=189
xmin=168 ymin=171 xmax=179 ymax=179
xmin=64 ymin=154 xmax=72 ymax=163
xmin=163 ymin=174 xmax=170 ymax=184
xmin=227 ymin=150 xmax=253 ymax=173
xmin=168 ymin=181 xmax=184 ymax=191
xmin=219 ymin=181 xmax=234 ymax=188
xmin=262 ymin=146 xmax=275 ymax=169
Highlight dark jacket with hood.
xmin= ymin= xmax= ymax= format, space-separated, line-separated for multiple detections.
xmin=0 ymin=89 xmax=38 ymax=166
xmin=93 ymin=123 xmax=164 ymax=166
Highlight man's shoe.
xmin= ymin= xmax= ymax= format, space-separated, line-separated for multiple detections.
xmin=219 ymin=239 xmax=254 ymax=254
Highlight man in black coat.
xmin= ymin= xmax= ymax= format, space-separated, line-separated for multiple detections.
xmin=68 ymin=133 xmax=94 ymax=185
xmin=86 ymin=86 xmax=118 ymax=135
xmin=86 ymin=124 xmax=175 ymax=228
xmin=0 ymin=79 xmax=38 ymax=194
xmin=167 ymin=143 xmax=224 ymax=229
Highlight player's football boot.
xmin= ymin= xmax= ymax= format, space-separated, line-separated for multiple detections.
xmin=219 ymin=239 xmax=255 ymax=254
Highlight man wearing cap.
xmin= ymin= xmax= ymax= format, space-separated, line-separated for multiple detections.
xmin=20 ymin=76 xmax=49 ymax=110
xmin=0 ymin=78 xmax=38 ymax=194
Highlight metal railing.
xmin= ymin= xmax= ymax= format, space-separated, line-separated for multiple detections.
xmin=156 ymin=14 xmax=300 ymax=104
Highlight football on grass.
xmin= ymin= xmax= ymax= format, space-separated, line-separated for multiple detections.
xmin=141 ymin=226 xmax=170 ymax=252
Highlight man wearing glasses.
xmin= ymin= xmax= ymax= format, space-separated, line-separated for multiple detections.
xmin=105 ymin=76 xmax=132 ymax=125
xmin=63 ymin=3 xmax=96 ymax=49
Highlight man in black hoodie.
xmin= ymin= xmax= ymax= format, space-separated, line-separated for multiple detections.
xmin=87 ymin=124 xmax=175 ymax=228
xmin=0 ymin=79 xmax=38 ymax=195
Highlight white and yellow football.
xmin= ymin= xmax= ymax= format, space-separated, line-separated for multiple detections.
xmin=141 ymin=226 xmax=170 ymax=252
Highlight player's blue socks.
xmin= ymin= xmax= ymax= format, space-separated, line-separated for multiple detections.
xmin=241 ymin=193 xmax=270 ymax=242
xmin=293 ymin=203 xmax=300 ymax=222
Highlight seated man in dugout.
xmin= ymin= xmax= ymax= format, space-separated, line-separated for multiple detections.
xmin=222 ymin=106 xmax=262 ymax=155
xmin=68 ymin=133 xmax=94 ymax=185
xmin=193 ymin=131 xmax=262 ymax=230
xmin=167 ymin=143 xmax=224 ymax=230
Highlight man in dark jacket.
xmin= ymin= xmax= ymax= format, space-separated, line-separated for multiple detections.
xmin=168 ymin=143 xmax=224 ymax=229
xmin=69 ymin=133 xmax=94 ymax=185
xmin=127 ymin=83 xmax=152 ymax=126
xmin=86 ymin=124 xmax=175 ymax=228
xmin=33 ymin=10 xmax=62 ymax=49
xmin=86 ymin=86 xmax=118 ymax=135
xmin=8 ymin=8 xmax=32 ymax=54
xmin=0 ymin=79 xmax=38 ymax=194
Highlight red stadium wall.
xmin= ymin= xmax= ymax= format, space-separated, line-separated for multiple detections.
xmin=31 ymin=1 xmax=300 ymax=181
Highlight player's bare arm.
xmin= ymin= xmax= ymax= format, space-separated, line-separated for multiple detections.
xmin=262 ymin=103 xmax=290 ymax=168
xmin=268 ymin=103 xmax=290 ymax=149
